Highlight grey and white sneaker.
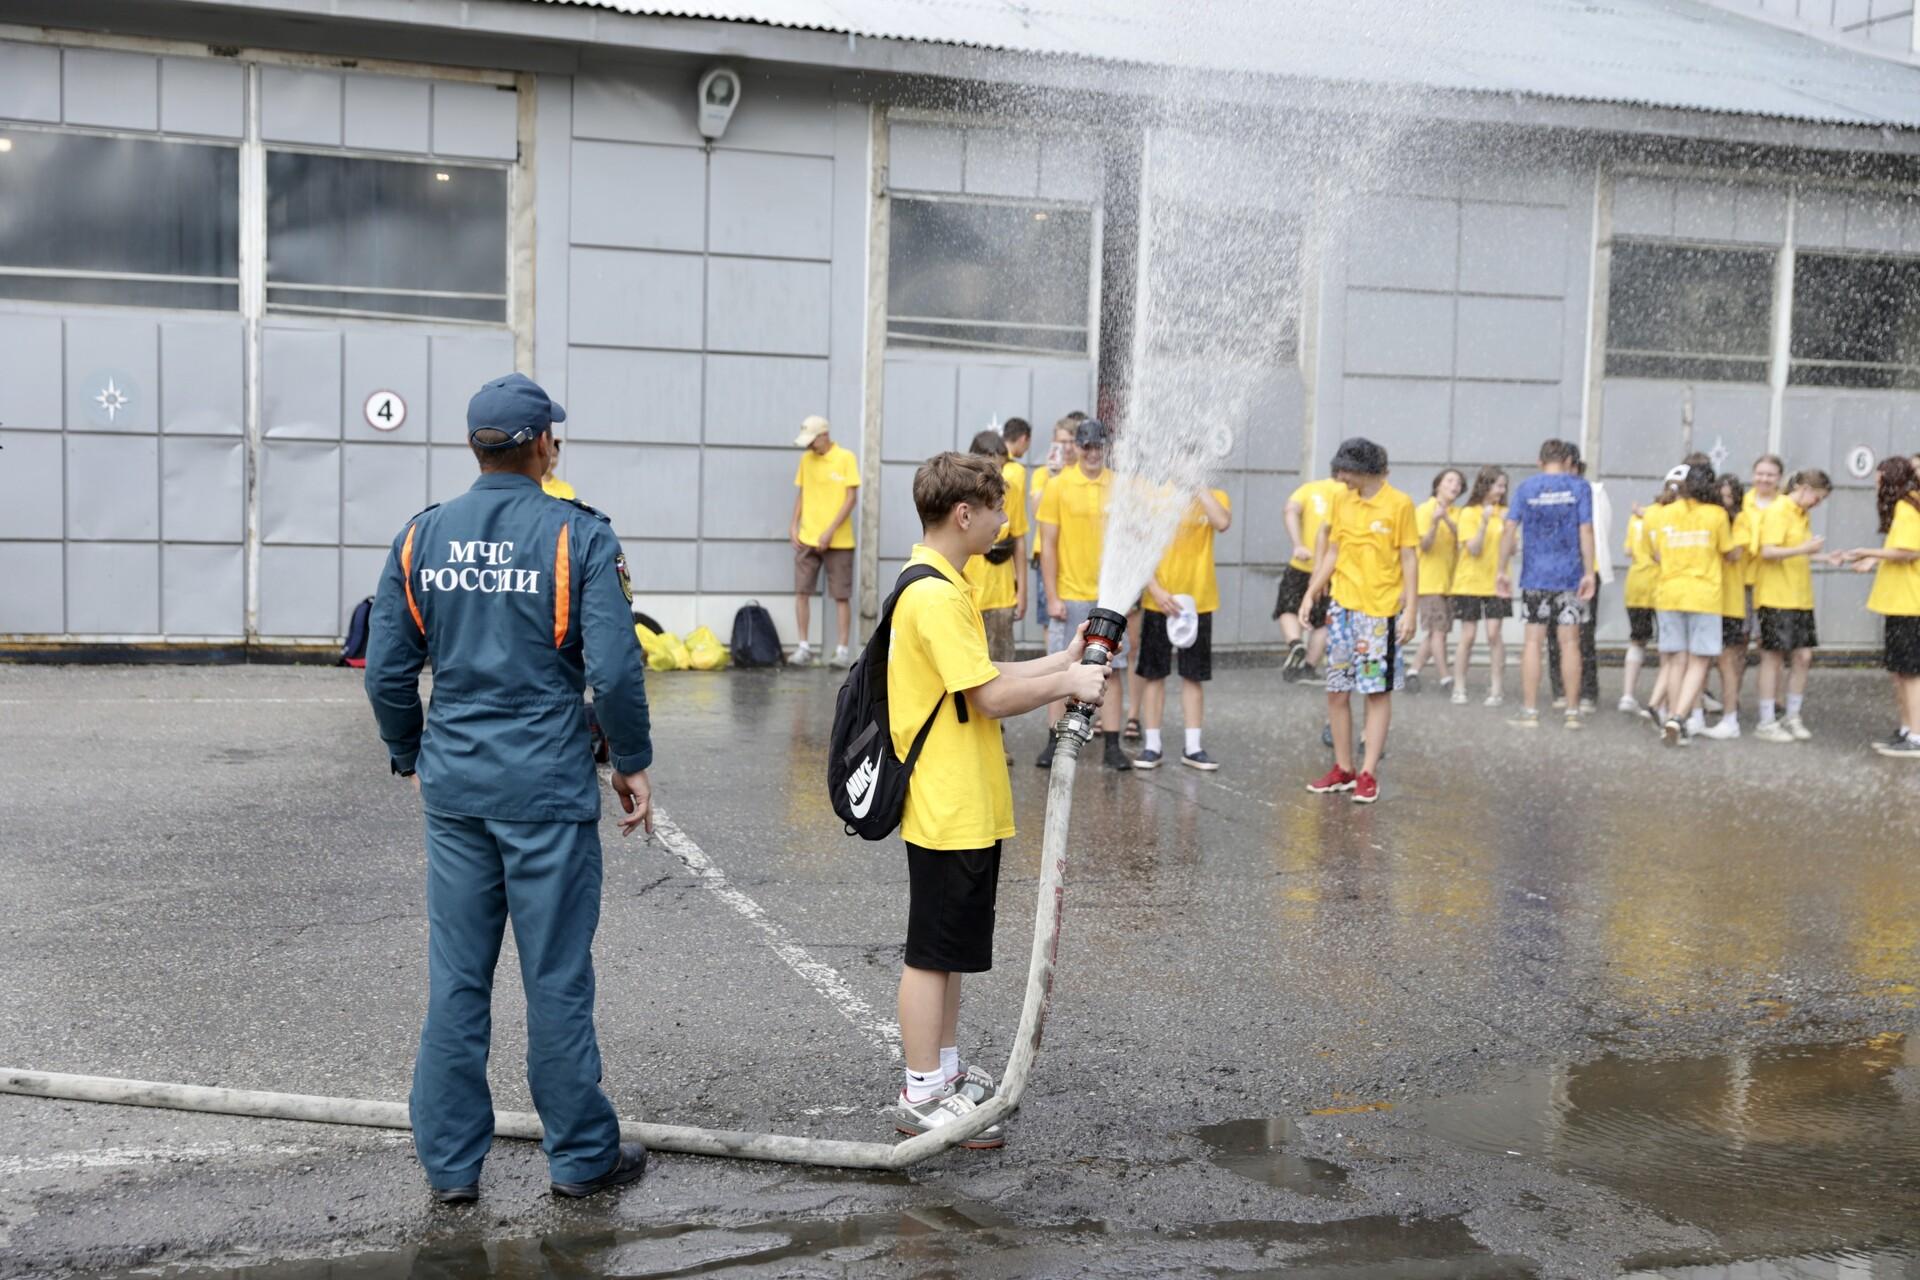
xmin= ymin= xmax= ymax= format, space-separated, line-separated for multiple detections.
xmin=1783 ymin=713 xmax=1812 ymax=741
xmin=1873 ymin=733 xmax=1920 ymax=759
xmin=893 ymin=1088 xmax=1004 ymax=1148
xmin=949 ymin=1065 xmax=997 ymax=1105
xmin=789 ymin=642 xmax=814 ymax=666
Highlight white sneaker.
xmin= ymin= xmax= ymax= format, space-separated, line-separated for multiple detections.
xmin=1450 ymin=688 xmax=1468 ymax=705
xmin=1578 ymin=699 xmax=1597 ymax=715
xmin=1753 ymin=719 xmax=1794 ymax=744
xmin=1700 ymin=716 xmax=1741 ymax=741
xmin=1783 ymin=714 xmax=1812 ymax=741
xmin=789 ymin=643 xmax=814 ymax=666
xmin=830 ymin=645 xmax=851 ymax=669
xmin=1617 ymin=696 xmax=1640 ymax=714
xmin=1483 ymin=693 xmax=1504 ymax=708
xmin=892 ymin=1088 xmax=1004 ymax=1149
xmin=1550 ymin=696 xmax=1566 ymax=710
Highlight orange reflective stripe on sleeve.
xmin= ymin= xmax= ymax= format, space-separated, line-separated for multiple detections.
xmin=553 ymin=522 xmax=571 ymax=648
xmin=399 ymin=523 xmax=425 ymax=633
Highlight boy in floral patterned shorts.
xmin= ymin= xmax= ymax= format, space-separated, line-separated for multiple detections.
xmin=1298 ymin=437 xmax=1419 ymax=804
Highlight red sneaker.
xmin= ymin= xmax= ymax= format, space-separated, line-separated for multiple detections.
xmin=1352 ymin=772 xmax=1379 ymax=804
xmin=1307 ymin=766 xmax=1356 ymax=794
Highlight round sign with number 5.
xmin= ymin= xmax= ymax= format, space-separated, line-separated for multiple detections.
xmin=364 ymin=390 xmax=407 ymax=432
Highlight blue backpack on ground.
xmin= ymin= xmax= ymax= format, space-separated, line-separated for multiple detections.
xmin=340 ymin=596 xmax=374 ymax=668
xmin=730 ymin=600 xmax=784 ymax=668
xmin=828 ymin=565 xmax=950 ymax=841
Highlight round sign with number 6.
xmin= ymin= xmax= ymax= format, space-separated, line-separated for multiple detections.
xmin=364 ymin=390 xmax=407 ymax=432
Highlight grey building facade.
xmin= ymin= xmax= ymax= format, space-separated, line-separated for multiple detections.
xmin=2 ymin=0 xmax=1918 ymax=653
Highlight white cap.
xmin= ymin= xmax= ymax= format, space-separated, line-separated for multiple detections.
xmin=1166 ymin=596 xmax=1200 ymax=649
xmin=795 ymin=415 xmax=830 ymax=447
xmin=1663 ymin=463 xmax=1691 ymax=484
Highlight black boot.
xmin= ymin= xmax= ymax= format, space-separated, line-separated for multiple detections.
xmin=551 ymin=1143 xmax=649 ymax=1199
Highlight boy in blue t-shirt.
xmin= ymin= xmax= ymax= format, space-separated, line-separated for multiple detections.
xmin=1497 ymin=439 xmax=1596 ymax=730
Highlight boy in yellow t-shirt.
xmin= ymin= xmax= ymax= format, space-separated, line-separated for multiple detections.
xmin=790 ymin=415 xmax=860 ymax=668
xmin=961 ymin=430 xmax=1029 ymax=663
xmin=1275 ymin=473 xmax=1342 ymax=681
xmin=1835 ymin=458 xmax=1920 ymax=757
xmin=1751 ymin=469 xmax=1830 ymax=744
xmin=1134 ymin=488 xmax=1232 ymax=771
xmin=886 ymin=451 xmax=1109 ymax=1144
xmin=1298 ymin=437 xmax=1418 ymax=805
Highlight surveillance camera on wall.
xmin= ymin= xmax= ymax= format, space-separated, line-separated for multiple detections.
xmin=697 ymin=67 xmax=741 ymax=141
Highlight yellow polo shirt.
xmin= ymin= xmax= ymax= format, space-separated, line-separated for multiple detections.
xmin=1328 ymin=481 xmax=1418 ymax=618
xmin=795 ymin=444 xmax=860 ymax=549
xmin=888 ymin=546 xmax=1014 ymax=850
xmin=1754 ymin=498 xmax=1815 ymax=612
xmin=1622 ymin=509 xmax=1659 ymax=609
xmin=1651 ymin=499 xmax=1731 ymax=614
xmin=1741 ymin=490 xmax=1776 ymax=587
xmin=1867 ymin=499 xmax=1920 ymax=617
xmin=1035 ymin=463 xmax=1111 ymax=602
xmin=1450 ymin=504 xmax=1505 ymax=597
xmin=1414 ymin=497 xmax=1458 ymax=596
xmin=1288 ymin=478 xmax=1341 ymax=570
xmin=1145 ymin=489 xmax=1230 ymax=614
xmin=1720 ymin=510 xmax=1753 ymax=619
xmin=964 ymin=460 xmax=1028 ymax=612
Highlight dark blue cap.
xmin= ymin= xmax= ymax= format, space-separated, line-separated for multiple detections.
xmin=1074 ymin=417 xmax=1110 ymax=448
xmin=467 ymin=373 xmax=566 ymax=451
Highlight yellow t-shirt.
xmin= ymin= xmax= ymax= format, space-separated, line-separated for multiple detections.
xmin=794 ymin=444 xmax=861 ymax=549
xmin=1741 ymin=490 xmax=1776 ymax=587
xmin=1651 ymin=499 xmax=1731 ymax=615
xmin=1719 ymin=510 xmax=1753 ymax=619
xmin=1450 ymin=504 xmax=1505 ymax=597
xmin=963 ymin=460 xmax=1030 ymax=612
xmin=1288 ymin=478 xmax=1341 ymax=570
xmin=1328 ymin=482 xmax=1419 ymax=618
xmin=1028 ymin=466 xmax=1056 ymax=562
xmin=888 ymin=546 xmax=1014 ymax=850
xmin=1034 ymin=464 xmax=1111 ymax=603
xmin=1622 ymin=510 xmax=1659 ymax=609
xmin=1867 ymin=498 xmax=1920 ymax=617
xmin=541 ymin=475 xmax=576 ymax=500
xmin=1414 ymin=497 xmax=1458 ymax=596
xmin=1754 ymin=498 xmax=1815 ymax=612
xmin=1145 ymin=489 xmax=1230 ymax=614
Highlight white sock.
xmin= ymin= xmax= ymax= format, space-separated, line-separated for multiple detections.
xmin=1759 ymin=699 xmax=1776 ymax=724
xmin=904 ymin=1065 xmax=946 ymax=1104
xmin=1688 ymin=708 xmax=1706 ymax=733
xmin=1143 ymin=728 xmax=1162 ymax=753
xmin=1185 ymin=727 xmax=1203 ymax=754
xmin=940 ymin=1045 xmax=960 ymax=1081
xmin=1720 ymin=712 xmax=1739 ymax=728
xmin=1786 ymin=694 xmax=1804 ymax=718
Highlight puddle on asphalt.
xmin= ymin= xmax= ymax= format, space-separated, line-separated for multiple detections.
xmin=1194 ymin=1115 xmax=1349 ymax=1197
xmin=1411 ymin=1034 xmax=1920 ymax=1274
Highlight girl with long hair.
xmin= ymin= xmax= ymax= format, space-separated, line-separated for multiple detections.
xmin=1697 ymin=473 xmax=1753 ymax=740
xmin=1409 ymin=467 xmax=1465 ymax=694
xmin=1834 ymin=457 xmax=1920 ymax=757
xmin=1648 ymin=463 xmax=1732 ymax=746
xmin=1449 ymin=466 xmax=1511 ymax=706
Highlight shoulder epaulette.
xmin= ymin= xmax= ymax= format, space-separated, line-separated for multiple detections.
xmin=564 ymin=498 xmax=612 ymax=525
xmin=404 ymin=502 xmax=441 ymax=523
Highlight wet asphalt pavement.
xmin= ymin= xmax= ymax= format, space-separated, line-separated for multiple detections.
xmin=0 ymin=661 xmax=1915 ymax=1278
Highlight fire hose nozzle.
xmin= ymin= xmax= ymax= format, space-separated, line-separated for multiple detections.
xmin=1056 ymin=606 xmax=1129 ymax=744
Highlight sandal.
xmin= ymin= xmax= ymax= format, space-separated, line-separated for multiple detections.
xmin=1123 ymin=716 xmax=1142 ymax=742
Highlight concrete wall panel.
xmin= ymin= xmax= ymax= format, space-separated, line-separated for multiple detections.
xmin=1031 ymin=363 xmax=1096 ymax=432
xmin=1344 ymin=291 xmax=1455 ymax=378
xmin=431 ymin=81 xmax=518 ymax=160
xmin=1459 ymin=204 xmax=1568 ymax=296
xmin=261 ymin=67 xmax=342 ymax=146
xmin=259 ymin=442 xmax=342 ymax=545
xmin=622 ymin=539 xmax=697 ymax=593
xmin=1039 ymin=135 xmax=1103 ymax=202
xmin=0 ymin=431 xmax=62 ymax=538
xmin=699 ymin=447 xmax=802 ymax=541
xmin=163 ymin=437 xmax=245 ymax=543
xmin=964 ymin=130 xmax=1040 ymax=198
xmin=66 ymin=435 xmax=158 ymax=541
xmin=879 ymin=462 xmax=921 ymax=559
xmin=429 ymin=447 xmax=477 ymax=507
xmin=569 ymin=248 xmax=705 ymax=350
xmin=1672 ymin=179 xmax=1739 ymax=242
xmin=564 ymin=443 xmax=699 ymax=540
xmin=719 ymin=76 xmax=836 ymax=157
xmin=66 ymin=542 xmax=160 ymax=634
xmin=1244 ymin=369 xmax=1307 ymax=472
xmin=1734 ymin=186 xmax=1790 ymax=243
xmin=344 ymin=75 xmax=431 ymax=153
xmin=161 ymin=320 xmax=244 ymax=435
xmin=429 ymin=331 xmax=517 ymax=445
xmin=567 ymin=347 xmax=704 ymax=444
xmin=263 ymin=329 xmax=343 ymax=440
xmin=881 ymin=361 xmax=957 ymax=463
xmin=956 ymin=365 xmax=1033 ymax=445
xmin=342 ymin=443 xmax=429 ymax=546
xmin=1342 ymin=377 xmax=1453 ymax=466
xmin=341 ymin=546 xmax=389 ymax=613
xmin=258 ymin=545 xmax=339 ymax=637
xmin=160 ymin=56 xmax=244 ymax=138
xmin=572 ymin=69 xmax=692 ymax=146
xmin=0 ymin=543 xmax=63 ymax=632
xmin=1347 ymin=196 xmax=1458 ymax=293
xmin=0 ymin=41 xmax=60 ymax=122
xmin=698 ymin=539 xmax=793 ymax=594
xmin=1690 ymin=383 xmax=1773 ymax=469
xmin=343 ymin=330 xmax=429 ymax=441
xmin=1453 ymin=381 xmax=1563 ymax=464
xmin=1455 ymin=296 xmax=1564 ymax=382
xmin=709 ymin=151 xmax=834 ymax=259
xmin=66 ymin=315 xmax=158 ymax=433
xmin=162 ymin=544 xmax=244 ymax=636
xmin=570 ymin=141 xmax=707 ymax=252
xmin=0 ymin=315 xmax=64 ymax=431
xmin=888 ymin=123 xmax=964 ymax=193
xmin=1845 ymin=194 xmax=1906 ymax=251
xmin=1795 ymin=190 xmax=1850 ymax=248
xmin=63 ymin=49 xmax=158 ymax=131
xmin=1597 ymin=379 xmax=1684 ymax=471
xmin=1240 ymin=472 xmax=1298 ymax=565
xmin=707 ymin=257 xmax=830 ymax=357
xmin=704 ymin=354 xmax=829 ymax=447
xmin=1610 ymin=176 xmax=1675 ymax=238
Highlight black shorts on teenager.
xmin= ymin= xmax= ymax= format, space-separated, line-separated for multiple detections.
xmin=1721 ymin=615 xmax=1749 ymax=649
xmin=1887 ymin=615 xmax=1920 ymax=677
xmin=1272 ymin=565 xmax=1328 ymax=628
xmin=1627 ymin=606 xmax=1655 ymax=645
xmin=1451 ymin=594 xmax=1511 ymax=622
xmin=1757 ymin=606 xmax=1818 ymax=653
xmin=904 ymin=842 xmax=1002 ymax=973
xmin=1136 ymin=609 xmax=1213 ymax=682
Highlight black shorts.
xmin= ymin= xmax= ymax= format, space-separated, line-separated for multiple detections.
xmin=1273 ymin=565 xmax=1329 ymax=628
xmin=1886 ymin=615 xmax=1920 ymax=677
xmin=1136 ymin=609 xmax=1213 ymax=682
xmin=904 ymin=841 xmax=1001 ymax=973
xmin=1451 ymin=594 xmax=1511 ymax=622
xmin=1721 ymin=615 xmax=1749 ymax=649
xmin=1756 ymin=606 xmax=1818 ymax=653
xmin=1627 ymin=606 xmax=1655 ymax=645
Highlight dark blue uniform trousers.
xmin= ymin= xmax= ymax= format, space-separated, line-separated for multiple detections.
xmin=412 ymin=812 xmax=621 ymax=1189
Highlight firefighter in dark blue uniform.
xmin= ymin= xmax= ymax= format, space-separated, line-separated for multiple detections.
xmin=364 ymin=373 xmax=654 ymax=1203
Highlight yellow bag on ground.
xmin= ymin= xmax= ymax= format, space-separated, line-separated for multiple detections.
xmin=685 ymin=625 xmax=730 ymax=671
xmin=635 ymin=623 xmax=688 ymax=672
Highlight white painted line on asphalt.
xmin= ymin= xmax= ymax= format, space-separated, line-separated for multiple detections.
xmin=0 ymin=1141 xmax=323 ymax=1176
xmin=0 ymin=697 xmax=357 ymax=706
xmin=652 ymin=809 xmax=901 ymax=1062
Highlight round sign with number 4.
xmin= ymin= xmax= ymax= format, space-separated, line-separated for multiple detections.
xmin=364 ymin=390 xmax=407 ymax=432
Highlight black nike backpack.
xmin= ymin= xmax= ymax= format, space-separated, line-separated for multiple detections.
xmin=729 ymin=600 xmax=784 ymax=668
xmin=828 ymin=564 xmax=951 ymax=840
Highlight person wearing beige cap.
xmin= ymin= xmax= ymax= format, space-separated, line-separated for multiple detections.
xmin=790 ymin=415 xmax=860 ymax=666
